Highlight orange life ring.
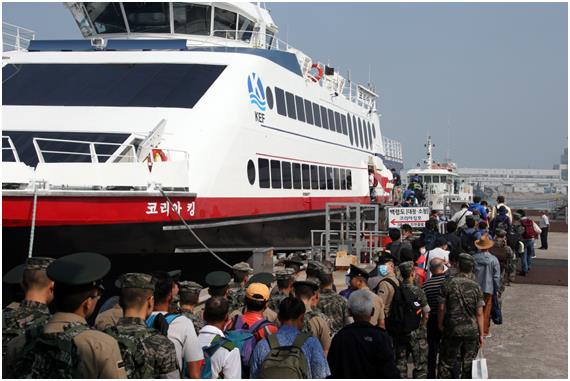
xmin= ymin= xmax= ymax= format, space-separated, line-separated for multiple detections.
xmin=308 ymin=63 xmax=324 ymax=82
xmin=151 ymin=149 xmax=168 ymax=162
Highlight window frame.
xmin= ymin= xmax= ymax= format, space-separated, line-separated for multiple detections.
xmin=304 ymin=99 xmax=314 ymax=125
xmin=292 ymin=163 xmax=302 ymax=189
xmin=313 ymin=103 xmax=322 ymax=127
xmin=274 ymin=87 xmax=287 ymax=116
xmin=301 ymin=164 xmax=311 ymax=189
xmin=270 ymin=159 xmax=282 ymax=188
xmin=285 ymin=91 xmax=296 ymax=120
xmin=294 ymin=95 xmax=305 ymax=123
xmin=282 ymin=161 xmax=292 ymax=189
xmin=258 ymin=158 xmax=270 ymax=188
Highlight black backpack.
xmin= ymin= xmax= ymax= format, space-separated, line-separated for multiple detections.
xmin=459 ymin=229 xmax=478 ymax=253
xmin=383 ymin=278 xmax=422 ymax=336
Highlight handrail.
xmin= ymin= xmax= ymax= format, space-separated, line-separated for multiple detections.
xmin=32 ymin=137 xmax=137 ymax=164
xmin=3 ymin=21 xmax=35 ymax=51
xmin=2 ymin=135 xmax=20 ymax=162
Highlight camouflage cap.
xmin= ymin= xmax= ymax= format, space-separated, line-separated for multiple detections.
xmin=305 ymin=276 xmax=321 ymax=287
xmin=292 ymin=280 xmax=319 ymax=292
xmin=494 ymin=229 xmax=507 ymax=238
xmin=117 ymin=273 xmax=155 ymax=290
xmin=318 ymin=266 xmax=333 ymax=276
xmin=25 ymin=257 xmax=55 ymax=271
xmin=275 ymin=268 xmax=295 ymax=281
xmin=232 ymin=262 xmax=253 ymax=274
xmin=306 ymin=261 xmax=324 ymax=276
xmin=398 ymin=261 xmax=415 ymax=278
xmin=179 ymin=281 xmax=203 ymax=294
xmin=458 ymin=253 xmax=475 ymax=267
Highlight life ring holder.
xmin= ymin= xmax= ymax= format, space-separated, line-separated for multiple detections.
xmin=146 ymin=149 xmax=168 ymax=165
xmin=307 ymin=63 xmax=324 ymax=82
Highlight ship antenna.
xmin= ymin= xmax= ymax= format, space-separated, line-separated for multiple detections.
xmin=446 ymin=116 xmax=451 ymax=163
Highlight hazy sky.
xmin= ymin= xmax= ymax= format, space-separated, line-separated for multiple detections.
xmin=2 ymin=2 xmax=568 ymax=169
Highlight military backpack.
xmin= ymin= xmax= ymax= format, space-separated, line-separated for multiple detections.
xmin=9 ymin=322 xmax=88 ymax=379
xmin=383 ymin=278 xmax=422 ymax=337
xmin=104 ymin=325 xmax=156 ymax=378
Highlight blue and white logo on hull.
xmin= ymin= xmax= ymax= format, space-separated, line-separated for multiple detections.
xmin=247 ymin=72 xmax=266 ymax=111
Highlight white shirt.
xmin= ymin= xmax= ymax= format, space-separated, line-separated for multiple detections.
xmin=539 ymin=214 xmax=550 ymax=228
xmin=426 ymin=247 xmax=450 ymax=279
xmin=451 ymin=208 xmax=472 ymax=227
xmin=150 ymin=311 xmax=204 ymax=371
xmin=198 ymin=325 xmax=242 ymax=379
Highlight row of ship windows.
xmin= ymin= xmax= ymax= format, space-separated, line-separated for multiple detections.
xmin=266 ymin=86 xmax=376 ymax=151
xmin=251 ymin=158 xmax=353 ymax=190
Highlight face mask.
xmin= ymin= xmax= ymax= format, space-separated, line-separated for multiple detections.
xmin=378 ymin=265 xmax=389 ymax=277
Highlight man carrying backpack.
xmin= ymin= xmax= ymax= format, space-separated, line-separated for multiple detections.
xmin=459 ymin=217 xmax=481 ymax=254
xmin=468 ymin=196 xmax=488 ymax=221
xmin=250 ymin=296 xmax=330 ymax=379
xmin=6 ymin=253 xmax=127 ymax=378
xmin=147 ymin=271 xmax=203 ymax=378
xmin=105 ymin=273 xmax=180 ymax=378
xmin=179 ymin=281 xmax=206 ymax=335
xmin=198 ymin=297 xmax=241 ymax=379
xmin=390 ymin=261 xmax=430 ymax=379
xmin=490 ymin=206 xmax=512 ymax=236
xmin=517 ymin=210 xmax=541 ymax=276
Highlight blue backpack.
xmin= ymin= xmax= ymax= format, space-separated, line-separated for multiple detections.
xmin=200 ymin=335 xmax=236 ymax=379
xmin=145 ymin=313 xmax=185 ymax=374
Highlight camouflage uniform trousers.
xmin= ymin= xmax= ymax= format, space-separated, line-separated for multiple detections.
xmin=506 ymin=248 xmax=517 ymax=283
xmin=393 ymin=325 xmax=428 ymax=379
xmin=437 ymin=334 xmax=480 ymax=379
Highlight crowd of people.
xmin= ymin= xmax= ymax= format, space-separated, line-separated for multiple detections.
xmin=1 ymin=195 xmax=549 ymax=379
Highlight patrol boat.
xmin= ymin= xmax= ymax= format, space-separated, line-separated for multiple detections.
xmin=2 ymin=2 xmax=396 ymax=270
xmin=405 ymin=136 xmax=473 ymax=212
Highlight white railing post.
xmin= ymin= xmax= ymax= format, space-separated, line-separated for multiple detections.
xmin=89 ymin=143 xmax=99 ymax=163
xmin=16 ymin=27 xmax=20 ymax=50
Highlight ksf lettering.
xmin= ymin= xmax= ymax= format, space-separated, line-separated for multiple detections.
xmin=255 ymin=111 xmax=265 ymax=123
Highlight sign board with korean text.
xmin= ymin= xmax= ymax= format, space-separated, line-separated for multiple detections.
xmin=387 ymin=207 xmax=430 ymax=228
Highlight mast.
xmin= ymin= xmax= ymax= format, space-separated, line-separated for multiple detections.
xmin=424 ymin=135 xmax=434 ymax=169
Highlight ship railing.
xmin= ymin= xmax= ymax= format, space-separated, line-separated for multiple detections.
xmin=2 ymin=136 xmax=21 ymax=162
xmin=2 ymin=22 xmax=35 ymax=52
xmin=32 ymin=138 xmax=138 ymax=164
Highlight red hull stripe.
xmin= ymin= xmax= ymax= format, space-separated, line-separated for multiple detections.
xmin=2 ymin=195 xmax=376 ymax=227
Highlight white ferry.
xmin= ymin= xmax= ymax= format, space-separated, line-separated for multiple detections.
xmin=405 ymin=136 xmax=472 ymax=212
xmin=2 ymin=2 xmax=395 ymax=269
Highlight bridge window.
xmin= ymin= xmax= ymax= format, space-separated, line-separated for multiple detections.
xmin=333 ymin=168 xmax=341 ymax=189
xmin=326 ymin=167 xmax=334 ymax=190
xmin=292 ymin=163 xmax=302 ymax=189
xmin=340 ymin=168 xmax=347 ymax=190
xmin=347 ymin=114 xmax=354 ymax=144
xmin=295 ymin=96 xmax=305 ymax=123
xmin=213 ymin=7 xmax=237 ymax=39
xmin=84 ymin=3 xmax=127 ymax=34
xmin=302 ymin=164 xmax=310 ymax=189
xmin=285 ymin=91 xmax=296 ymax=119
xmin=320 ymin=106 xmax=329 ymax=130
xmin=319 ymin=166 xmax=326 ymax=189
xmin=271 ymin=160 xmax=281 ymax=188
xmin=313 ymin=103 xmax=322 ymax=127
xmin=310 ymin=165 xmax=319 ymax=189
xmin=362 ymin=119 xmax=369 ymax=149
xmin=372 ymin=123 xmax=376 ymax=138
xmin=353 ymin=115 xmax=359 ymax=147
xmin=282 ymin=161 xmax=292 ymax=189
xmin=341 ymin=114 xmax=348 ymax=135
xmin=274 ymin=87 xmax=286 ymax=116
xmin=358 ymin=118 xmax=364 ymax=148
xmin=238 ymin=15 xmax=254 ymax=41
xmin=347 ymin=170 xmax=352 ymax=190
xmin=123 ymin=2 xmax=171 ymax=33
xmin=432 ymin=175 xmax=440 ymax=183
xmin=328 ymin=109 xmax=336 ymax=132
xmin=334 ymin=112 xmax=342 ymax=134
xmin=367 ymin=122 xmax=373 ymax=147
xmin=304 ymin=100 xmax=314 ymax=125
xmin=258 ymin=158 xmax=269 ymax=188
xmin=173 ymin=3 xmax=212 ymax=35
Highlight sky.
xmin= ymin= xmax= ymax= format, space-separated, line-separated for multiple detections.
xmin=2 ymin=2 xmax=568 ymax=170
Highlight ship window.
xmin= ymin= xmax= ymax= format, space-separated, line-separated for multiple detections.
xmin=266 ymin=87 xmax=274 ymax=110
xmin=372 ymin=123 xmax=376 ymax=138
xmin=2 ymin=64 xmax=226 ymax=109
xmin=367 ymin=122 xmax=373 ymax=147
xmin=432 ymin=175 xmax=440 ymax=183
xmin=292 ymin=163 xmax=302 ymax=189
xmin=271 ymin=160 xmax=282 ymax=188
xmin=313 ymin=103 xmax=322 ymax=127
xmin=295 ymin=96 xmax=305 ymax=122
xmin=328 ymin=109 xmax=336 ymax=132
xmin=319 ymin=166 xmax=326 ymax=190
xmin=123 ymin=2 xmax=171 ymax=33
xmin=334 ymin=168 xmax=341 ymax=190
xmin=340 ymin=168 xmax=347 ymax=190
xmin=258 ymin=158 xmax=270 ymax=188
xmin=363 ymin=120 xmax=369 ymax=149
xmin=302 ymin=164 xmax=311 ymax=189
xmin=282 ymin=161 xmax=292 ymax=189
xmin=320 ymin=106 xmax=329 ymax=129
xmin=238 ymin=15 xmax=254 ymax=41
xmin=423 ymin=176 xmax=431 ymax=183
xmin=285 ymin=91 xmax=296 ymax=119
xmin=266 ymin=30 xmax=275 ymax=49
xmin=247 ymin=160 xmax=255 ymax=185
xmin=358 ymin=118 xmax=364 ymax=148
xmin=334 ymin=112 xmax=342 ymax=134
xmin=341 ymin=114 xmax=348 ymax=135
xmin=310 ymin=165 xmax=319 ymax=189
xmin=326 ymin=167 xmax=334 ymax=190
xmin=173 ymin=3 xmax=211 ymax=35
xmin=84 ymin=3 xmax=127 ymax=34
xmin=213 ymin=8 xmax=237 ymax=39
xmin=347 ymin=170 xmax=352 ymax=189
xmin=274 ymin=87 xmax=286 ymax=116
xmin=347 ymin=114 xmax=354 ymax=144
xmin=304 ymin=100 xmax=314 ymax=125
xmin=353 ymin=115 xmax=359 ymax=147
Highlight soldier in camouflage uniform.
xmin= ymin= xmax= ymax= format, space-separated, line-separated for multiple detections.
xmin=438 ymin=254 xmax=486 ymax=379
xmin=491 ymin=229 xmax=516 ymax=288
xmin=393 ymin=261 xmax=430 ymax=379
xmin=105 ymin=273 xmax=180 ymax=378
xmin=226 ymin=262 xmax=253 ymax=312
xmin=292 ymin=280 xmax=332 ymax=355
xmin=2 ymin=257 xmax=55 ymax=360
xmin=178 ymin=281 xmax=206 ymax=335
xmin=316 ymin=266 xmax=351 ymax=336
xmin=268 ymin=268 xmax=294 ymax=312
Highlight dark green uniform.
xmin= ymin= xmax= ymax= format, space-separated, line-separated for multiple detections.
xmin=438 ymin=273 xmax=485 ymax=379
xmin=227 ymin=283 xmax=246 ymax=312
xmin=2 ymin=300 xmax=50 ymax=358
xmin=268 ymin=290 xmax=288 ymax=313
xmin=317 ymin=289 xmax=351 ymax=335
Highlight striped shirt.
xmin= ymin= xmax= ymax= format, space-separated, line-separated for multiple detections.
xmin=421 ymin=273 xmax=447 ymax=313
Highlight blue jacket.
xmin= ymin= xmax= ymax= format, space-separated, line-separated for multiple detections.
xmin=468 ymin=202 xmax=488 ymax=220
